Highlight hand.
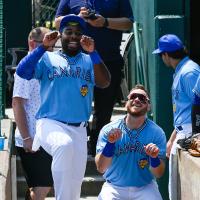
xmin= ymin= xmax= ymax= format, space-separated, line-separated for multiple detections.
xmin=86 ymin=14 xmax=105 ymax=27
xmin=23 ymin=138 xmax=35 ymax=153
xmin=108 ymin=128 xmax=122 ymax=143
xmin=144 ymin=143 xmax=159 ymax=158
xmin=80 ymin=35 xmax=95 ymax=53
xmin=79 ymin=7 xmax=89 ymax=19
xmin=43 ymin=31 xmax=60 ymax=49
xmin=166 ymin=140 xmax=173 ymax=158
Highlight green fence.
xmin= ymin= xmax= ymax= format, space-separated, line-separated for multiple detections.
xmin=32 ymin=0 xmax=59 ymax=29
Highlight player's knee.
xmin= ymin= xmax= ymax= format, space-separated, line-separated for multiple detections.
xmin=52 ymin=141 xmax=74 ymax=170
xmin=58 ymin=140 xmax=73 ymax=156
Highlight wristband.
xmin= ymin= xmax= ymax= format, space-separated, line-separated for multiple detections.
xmin=23 ymin=136 xmax=31 ymax=141
xmin=103 ymin=18 xmax=109 ymax=28
xmin=89 ymin=51 xmax=102 ymax=65
xmin=102 ymin=141 xmax=116 ymax=157
xmin=150 ymin=157 xmax=160 ymax=168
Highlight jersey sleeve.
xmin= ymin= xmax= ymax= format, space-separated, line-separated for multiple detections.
xmin=193 ymin=75 xmax=200 ymax=97
xmin=182 ymin=71 xmax=200 ymax=100
xmin=155 ymin=129 xmax=167 ymax=160
xmin=96 ymin=123 xmax=116 ymax=154
xmin=13 ymin=73 xmax=31 ymax=99
xmin=96 ymin=130 xmax=108 ymax=154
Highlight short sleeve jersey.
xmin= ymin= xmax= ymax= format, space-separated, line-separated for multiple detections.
xmin=96 ymin=117 xmax=166 ymax=187
xmin=172 ymin=57 xmax=200 ymax=127
xmin=34 ymin=50 xmax=95 ymax=123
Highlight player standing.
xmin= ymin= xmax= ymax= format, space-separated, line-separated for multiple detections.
xmin=16 ymin=15 xmax=111 ymax=200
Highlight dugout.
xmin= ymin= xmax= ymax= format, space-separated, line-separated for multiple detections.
xmin=128 ymin=0 xmax=200 ymax=199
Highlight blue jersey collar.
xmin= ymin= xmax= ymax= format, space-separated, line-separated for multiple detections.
xmin=174 ymin=56 xmax=189 ymax=74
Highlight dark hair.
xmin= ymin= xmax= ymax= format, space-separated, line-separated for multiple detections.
xmin=166 ymin=47 xmax=188 ymax=59
xmin=130 ymin=84 xmax=150 ymax=99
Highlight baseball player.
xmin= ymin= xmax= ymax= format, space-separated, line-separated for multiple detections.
xmin=95 ymin=84 xmax=166 ymax=200
xmin=55 ymin=0 xmax=134 ymax=157
xmin=192 ymin=75 xmax=200 ymax=134
xmin=16 ymin=15 xmax=111 ymax=200
xmin=12 ymin=27 xmax=53 ymax=200
xmin=153 ymin=34 xmax=200 ymax=200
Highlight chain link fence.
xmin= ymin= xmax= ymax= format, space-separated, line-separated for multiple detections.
xmin=32 ymin=0 xmax=59 ymax=29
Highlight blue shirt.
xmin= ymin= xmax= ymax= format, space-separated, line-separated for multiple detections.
xmin=96 ymin=117 xmax=166 ymax=187
xmin=34 ymin=50 xmax=95 ymax=122
xmin=56 ymin=0 xmax=134 ymax=61
xmin=172 ymin=57 xmax=200 ymax=127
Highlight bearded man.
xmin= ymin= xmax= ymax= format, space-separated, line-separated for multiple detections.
xmin=95 ymin=84 xmax=166 ymax=200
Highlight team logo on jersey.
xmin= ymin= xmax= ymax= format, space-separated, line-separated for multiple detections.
xmin=138 ymin=158 xmax=148 ymax=169
xmin=80 ymin=84 xmax=88 ymax=96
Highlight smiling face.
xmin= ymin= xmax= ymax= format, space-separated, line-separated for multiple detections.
xmin=126 ymin=88 xmax=150 ymax=117
xmin=61 ymin=25 xmax=83 ymax=56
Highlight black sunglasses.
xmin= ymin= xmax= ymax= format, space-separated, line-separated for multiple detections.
xmin=128 ymin=93 xmax=150 ymax=104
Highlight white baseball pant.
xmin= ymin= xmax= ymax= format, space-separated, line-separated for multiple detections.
xmin=32 ymin=118 xmax=87 ymax=200
xmin=168 ymin=124 xmax=192 ymax=200
xmin=98 ymin=181 xmax=163 ymax=200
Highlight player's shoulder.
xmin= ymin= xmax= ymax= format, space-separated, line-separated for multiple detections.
xmin=181 ymin=58 xmax=200 ymax=74
xmin=101 ymin=117 xmax=124 ymax=132
xmin=146 ymin=119 xmax=165 ymax=134
xmin=44 ymin=50 xmax=58 ymax=57
xmin=81 ymin=52 xmax=91 ymax=60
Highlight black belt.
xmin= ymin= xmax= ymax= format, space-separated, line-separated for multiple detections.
xmin=59 ymin=121 xmax=87 ymax=127
xmin=67 ymin=122 xmax=82 ymax=127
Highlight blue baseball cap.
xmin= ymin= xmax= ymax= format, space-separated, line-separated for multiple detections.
xmin=152 ymin=34 xmax=184 ymax=54
xmin=59 ymin=14 xmax=86 ymax=33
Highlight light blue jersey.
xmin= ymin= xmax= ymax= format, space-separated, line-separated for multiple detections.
xmin=193 ymin=75 xmax=200 ymax=97
xmin=172 ymin=57 xmax=200 ymax=127
xmin=96 ymin=117 xmax=166 ymax=187
xmin=35 ymin=50 xmax=95 ymax=122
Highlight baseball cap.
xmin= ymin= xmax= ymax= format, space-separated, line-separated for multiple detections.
xmin=152 ymin=34 xmax=184 ymax=54
xmin=59 ymin=14 xmax=86 ymax=33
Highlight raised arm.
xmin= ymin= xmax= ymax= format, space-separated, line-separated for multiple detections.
xmin=87 ymin=16 xmax=133 ymax=31
xmin=16 ymin=31 xmax=60 ymax=80
xmin=95 ymin=129 xmax=122 ymax=173
xmin=144 ymin=143 xmax=165 ymax=178
xmin=80 ymin=35 xmax=111 ymax=88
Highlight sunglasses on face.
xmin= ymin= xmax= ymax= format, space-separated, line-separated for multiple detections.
xmin=128 ymin=93 xmax=150 ymax=104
